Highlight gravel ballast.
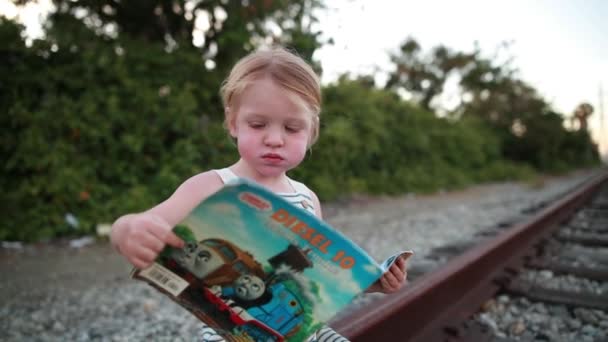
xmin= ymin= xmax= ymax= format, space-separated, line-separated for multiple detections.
xmin=0 ymin=170 xmax=600 ymax=341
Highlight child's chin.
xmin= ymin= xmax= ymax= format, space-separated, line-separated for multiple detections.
xmin=255 ymin=165 xmax=291 ymax=177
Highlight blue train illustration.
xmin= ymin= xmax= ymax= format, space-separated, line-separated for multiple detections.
xmin=245 ymin=282 xmax=304 ymax=336
xmin=166 ymin=238 xmax=313 ymax=341
xmin=204 ymin=279 xmax=305 ymax=341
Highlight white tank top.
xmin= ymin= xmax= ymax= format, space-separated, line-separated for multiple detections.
xmin=213 ymin=168 xmax=316 ymax=216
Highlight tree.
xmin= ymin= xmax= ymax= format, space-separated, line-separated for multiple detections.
xmin=43 ymin=0 xmax=326 ymax=73
xmin=572 ymin=102 xmax=593 ymax=131
xmin=1 ymin=0 xmax=328 ymax=241
xmin=385 ymin=37 xmax=475 ymax=111
xmin=384 ymin=37 xmax=599 ymax=171
xmin=457 ymin=53 xmax=599 ymax=170
xmin=458 ymin=51 xmax=549 ymax=131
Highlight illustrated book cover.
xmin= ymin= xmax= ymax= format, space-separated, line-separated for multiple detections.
xmin=132 ymin=179 xmax=412 ymax=342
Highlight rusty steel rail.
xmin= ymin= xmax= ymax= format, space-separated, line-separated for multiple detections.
xmin=331 ymin=170 xmax=608 ymax=342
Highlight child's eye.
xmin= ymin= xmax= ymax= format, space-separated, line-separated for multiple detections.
xmin=197 ymin=250 xmax=211 ymax=261
xmin=285 ymin=126 xmax=301 ymax=133
xmin=249 ymin=122 xmax=265 ymax=129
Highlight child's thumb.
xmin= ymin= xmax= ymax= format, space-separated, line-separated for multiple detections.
xmin=400 ymin=251 xmax=414 ymax=261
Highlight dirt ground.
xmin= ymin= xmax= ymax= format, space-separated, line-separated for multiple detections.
xmin=0 ymin=170 xmax=595 ymax=305
xmin=0 ymin=240 xmax=131 ymax=303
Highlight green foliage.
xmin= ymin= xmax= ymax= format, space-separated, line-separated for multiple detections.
xmin=1 ymin=23 xmax=234 ymax=241
xmin=386 ymin=37 xmax=475 ymax=111
xmin=293 ymin=77 xmax=537 ymax=199
xmin=47 ymin=0 xmax=326 ymax=77
xmin=503 ymin=112 xmax=600 ymax=172
xmin=385 ymin=37 xmax=601 ymax=174
xmin=1 ymin=0 xmax=326 ymax=242
xmin=1 ymin=8 xmax=600 ymax=242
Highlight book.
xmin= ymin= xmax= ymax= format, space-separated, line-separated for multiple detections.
xmin=132 ymin=178 xmax=412 ymax=342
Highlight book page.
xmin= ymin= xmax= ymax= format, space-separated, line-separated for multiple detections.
xmin=133 ymin=179 xmax=389 ymax=342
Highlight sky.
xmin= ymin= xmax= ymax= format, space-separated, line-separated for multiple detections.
xmin=2 ymin=0 xmax=606 ymax=158
xmin=314 ymin=0 xmax=608 ymax=158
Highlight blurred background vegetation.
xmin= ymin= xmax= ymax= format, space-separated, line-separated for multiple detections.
xmin=1 ymin=0 xmax=601 ymax=242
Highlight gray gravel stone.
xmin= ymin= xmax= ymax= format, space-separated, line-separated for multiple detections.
xmin=0 ymin=170 xmax=601 ymax=341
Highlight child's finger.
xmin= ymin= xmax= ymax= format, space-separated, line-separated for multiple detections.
xmin=140 ymin=231 xmax=166 ymax=253
xmin=400 ymin=252 xmax=413 ymax=262
xmin=131 ymin=256 xmax=152 ymax=269
xmin=383 ymin=271 xmax=399 ymax=289
xmin=396 ymin=256 xmax=408 ymax=271
xmin=134 ymin=246 xmax=158 ymax=264
xmin=146 ymin=219 xmax=184 ymax=248
xmin=129 ymin=247 xmax=157 ymax=269
xmin=380 ymin=276 xmax=393 ymax=290
xmin=163 ymin=231 xmax=185 ymax=249
xmin=145 ymin=216 xmax=172 ymax=236
xmin=389 ymin=262 xmax=405 ymax=279
xmin=382 ymin=275 xmax=399 ymax=292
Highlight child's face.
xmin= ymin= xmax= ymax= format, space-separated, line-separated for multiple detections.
xmin=229 ymin=77 xmax=312 ymax=178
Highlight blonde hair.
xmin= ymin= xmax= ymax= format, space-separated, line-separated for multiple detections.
xmin=220 ymin=46 xmax=322 ymax=145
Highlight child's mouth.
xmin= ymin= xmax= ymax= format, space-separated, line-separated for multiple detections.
xmin=262 ymin=154 xmax=284 ymax=163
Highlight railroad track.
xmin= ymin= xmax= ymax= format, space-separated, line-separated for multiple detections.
xmin=331 ymin=170 xmax=608 ymax=342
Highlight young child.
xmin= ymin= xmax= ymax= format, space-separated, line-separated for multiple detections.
xmin=110 ymin=46 xmax=408 ymax=342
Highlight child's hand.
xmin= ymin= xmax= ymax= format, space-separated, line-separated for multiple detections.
xmin=112 ymin=213 xmax=184 ymax=269
xmin=366 ymin=256 xmax=409 ymax=294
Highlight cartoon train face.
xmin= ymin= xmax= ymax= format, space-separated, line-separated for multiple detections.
xmin=232 ymin=274 xmax=266 ymax=301
xmin=171 ymin=238 xmax=265 ymax=286
xmin=171 ymin=240 xmax=224 ymax=279
xmin=212 ymin=274 xmax=305 ymax=340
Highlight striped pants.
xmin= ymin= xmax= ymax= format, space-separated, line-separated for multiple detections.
xmin=307 ymin=326 xmax=350 ymax=342
xmin=198 ymin=325 xmax=349 ymax=342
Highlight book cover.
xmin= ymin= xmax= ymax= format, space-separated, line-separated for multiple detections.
xmin=133 ymin=179 xmax=411 ymax=342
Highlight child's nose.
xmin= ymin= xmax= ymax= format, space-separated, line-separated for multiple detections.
xmin=264 ymin=128 xmax=284 ymax=147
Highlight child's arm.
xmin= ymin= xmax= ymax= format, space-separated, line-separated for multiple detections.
xmin=311 ymin=190 xmax=409 ymax=293
xmin=110 ymin=171 xmax=224 ymax=269
xmin=310 ymin=190 xmax=323 ymax=219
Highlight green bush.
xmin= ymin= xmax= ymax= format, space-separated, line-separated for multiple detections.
xmin=294 ymin=78 xmax=534 ymax=199
xmin=1 ymin=26 xmax=236 ymax=241
xmin=1 ymin=21 xmax=600 ymax=242
xmin=501 ymin=112 xmax=601 ymax=172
